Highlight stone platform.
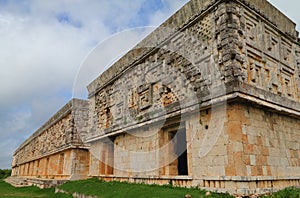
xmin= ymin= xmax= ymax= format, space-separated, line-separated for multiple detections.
xmin=5 ymin=176 xmax=68 ymax=189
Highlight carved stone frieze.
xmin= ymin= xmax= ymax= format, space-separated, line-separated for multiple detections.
xmin=226 ymin=1 xmax=299 ymax=101
xmin=13 ymin=99 xmax=88 ymax=165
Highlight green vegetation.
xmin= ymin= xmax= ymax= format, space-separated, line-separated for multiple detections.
xmin=0 ymin=180 xmax=72 ymax=198
xmin=0 ymin=169 xmax=11 ymax=179
xmin=1 ymin=177 xmax=299 ymax=198
xmin=262 ymin=187 xmax=300 ymax=198
xmin=59 ymin=178 xmax=233 ymax=198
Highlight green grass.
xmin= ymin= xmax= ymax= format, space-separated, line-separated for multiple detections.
xmin=0 ymin=180 xmax=72 ymax=198
xmin=2 ymin=177 xmax=299 ymax=198
xmin=59 ymin=178 xmax=234 ymax=198
xmin=262 ymin=187 xmax=300 ymax=198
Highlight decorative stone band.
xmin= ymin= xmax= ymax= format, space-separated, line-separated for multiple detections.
xmin=86 ymin=91 xmax=300 ymax=143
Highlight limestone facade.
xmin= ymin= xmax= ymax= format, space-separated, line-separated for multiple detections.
xmin=11 ymin=0 xmax=300 ymax=196
xmin=85 ymin=0 xmax=300 ymax=195
xmin=11 ymin=99 xmax=89 ymax=181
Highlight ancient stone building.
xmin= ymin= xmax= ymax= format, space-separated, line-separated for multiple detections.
xmin=10 ymin=0 xmax=300 ymax=196
xmin=10 ymin=99 xmax=89 ymax=187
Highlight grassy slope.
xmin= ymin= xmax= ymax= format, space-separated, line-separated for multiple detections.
xmin=59 ymin=178 xmax=234 ymax=198
xmin=1 ymin=178 xmax=299 ymax=198
xmin=0 ymin=180 xmax=72 ymax=198
xmin=262 ymin=187 xmax=300 ymax=198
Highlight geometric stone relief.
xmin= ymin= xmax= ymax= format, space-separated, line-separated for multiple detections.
xmin=297 ymin=50 xmax=300 ymax=69
xmin=264 ymin=25 xmax=279 ymax=57
xmin=243 ymin=10 xmax=260 ymax=47
xmin=246 ymin=47 xmax=298 ymax=98
xmin=247 ymin=50 xmax=264 ymax=87
xmin=280 ymin=38 xmax=293 ymax=67
xmin=266 ymin=58 xmax=282 ymax=94
xmin=281 ymin=71 xmax=294 ymax=97
xmin=296 ymin=50 xmax=300 ymax=98
xmin=127 ymin=88 xmax=139 ymax=119
xmin=14 ymin=114 xmax=73 ymax=164
xmin=87 ymin=11 xmax=221 ymax=139
xmin=201 ymin=57 xmax=213 ymax=86
xmin=159 ymin=85 xmax=178 ymax=107
xmin=194 ymin=14 xmax=212 ymax=42
xmin=137 ymin=84 xmax=153 ymax=110
xmin=91 ymin=48 xmax=215 ymax=137
xmin=243 ymin=22 xmax=299 ymax=100
xmin=297 ymin=50 xmax=300 ymax=67
xmin=183 ymin=14 xmax=213 ymax=66
xmin=95 ymin=90 xmax=112 ymax=129
xmin=279 ymin=38 xmax=296 ymax=98
xmin=114 ymin=102 xmax=124 ymax=121
xmin=189 ymin=14 xmax=213 ymax=60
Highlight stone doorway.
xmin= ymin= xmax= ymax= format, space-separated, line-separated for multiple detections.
xmin=160 ymin=120 xmax=188 ymax=176
xmin=174 ymin=129 xmax=188 ymax=175
xmin=170 ymin=128 xmax=188 ymax=176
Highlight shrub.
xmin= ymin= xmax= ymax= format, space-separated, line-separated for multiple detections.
xmin=271 ymin=187 xmax=300 ymax=198
xmin=0 ymin=169 xmax=11 ymax=179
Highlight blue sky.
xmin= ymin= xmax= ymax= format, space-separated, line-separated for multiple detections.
xmin=0 ymin=0 xmax=299 ymax=169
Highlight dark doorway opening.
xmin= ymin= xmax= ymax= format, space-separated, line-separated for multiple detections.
xmin=175 ymin=129 xmax=188 ymax=175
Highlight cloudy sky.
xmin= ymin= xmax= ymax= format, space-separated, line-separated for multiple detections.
xmin=0 ymin=0 xmax=299 ymax=169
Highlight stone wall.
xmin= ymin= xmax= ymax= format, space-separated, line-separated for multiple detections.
xmin=88 ymin=101 xmax=300 ymax=195
xmin=191 ymin=102 xmax=300 ymax=195
xmin=87 ymin=0 xmax=298 ymax=97
xmin=224 ymin=0 xmax=300 ymax=110
xmin=86 ymin=0 xmax=300 ymax=143
xmin=15 ymin=149 xmax=89 ymax=180
xmin=226 ymin=103 xmax=300 ymax=179
xmin=85 ymin=0 xmax=300 ymax=196
xmin=86 ymin=0 xmax=221 ymax=142
xmin=89 ymin=140 xmax=113 ymax=177
xmin=11 ymin=99 xmax=89 ymax=180
xmin=13 ymin=113 xmax=73 ymax=166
